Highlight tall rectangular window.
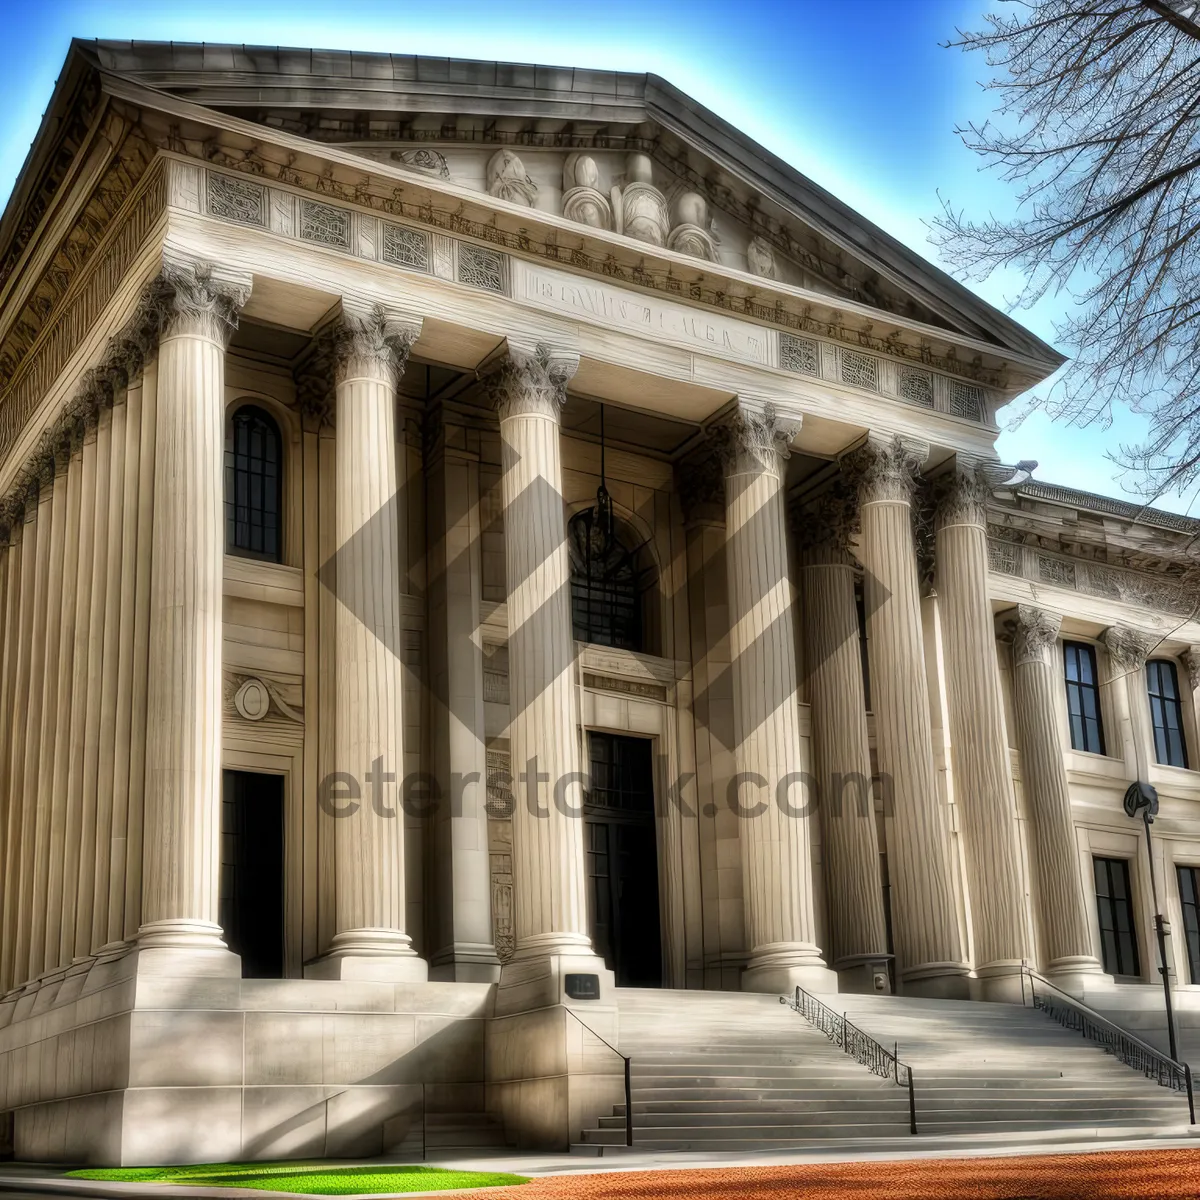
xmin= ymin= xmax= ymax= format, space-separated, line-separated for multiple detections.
xmin=1093 ymin=856 xmax=1140 ymax=977
xmin=1178 ymin=865 xmax=1200 ymax=985
xmin=1064 ymin=641 xmax=1106 ymax=754
xmin=1147 ymin=659 xmax=1189 ymax=768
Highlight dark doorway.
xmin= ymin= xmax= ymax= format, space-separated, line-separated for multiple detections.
xmin=585 ymin=733 xmax=662 ymax=987
xmin=220 ymin=770 xmax=285 ymax=978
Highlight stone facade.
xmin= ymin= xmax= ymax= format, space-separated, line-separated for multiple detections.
xmin=1 ymin=40 xmax=1199 ymax=1164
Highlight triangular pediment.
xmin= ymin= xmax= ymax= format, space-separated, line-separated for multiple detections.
xmin=73 ymin=43 xmax=1060 ymax=362
xmin=0 ymin=38 xmax=1064 ymax=431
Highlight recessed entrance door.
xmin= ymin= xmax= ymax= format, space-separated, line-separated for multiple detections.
xmin=585 ymin=733 xmax=662 ymax=987
xmin=220 ymin=769 xmax=285 ymax=978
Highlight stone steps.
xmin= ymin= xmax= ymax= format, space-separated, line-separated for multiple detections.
xmin=573 ymin=988 xmax=1191 ymax=1150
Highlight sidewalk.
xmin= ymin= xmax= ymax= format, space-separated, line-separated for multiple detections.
xmin=2 ymin=1129 xmax=1198 ymax=1198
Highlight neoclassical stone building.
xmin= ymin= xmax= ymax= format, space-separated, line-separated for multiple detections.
xmin=1 ymin=39 xmax=1199 ymax=1162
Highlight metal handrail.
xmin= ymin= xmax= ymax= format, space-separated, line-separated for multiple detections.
xmin=1020 ymin=965 xmax=1195 ymax=1124
xmin=563 ymin=1005 xmax=633 ymax=1147
xmin=780 ymin=987 xmax=917 ymax=1134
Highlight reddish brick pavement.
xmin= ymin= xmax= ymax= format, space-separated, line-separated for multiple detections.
xmin=486 ymin=1147 xmax=1200 ymax=1199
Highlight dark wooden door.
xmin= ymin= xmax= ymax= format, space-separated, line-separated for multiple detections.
xmin=585 ymin=733 xmax=662 ymax=987
xmin=220 ymin=769 xmax=285 ymax=978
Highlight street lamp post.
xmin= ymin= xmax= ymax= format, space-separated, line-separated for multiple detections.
xmin=1124 ymin=780 xmax=1180 ymax=1064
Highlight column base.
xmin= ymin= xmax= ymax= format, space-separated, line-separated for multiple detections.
xmin=305 ymin=929 xmax=428 ymax=982
xmin=834 ymin=955 xmax=894 ymax=995
xmin=494 ymin=939 xmax=614 ymax=1016
xmin=899 ymin=961 xmax=972 ymax=999
xmin=428 ymin=941 xmax=503 ymax=983
xmin=134 ymin=921 xmax=242 ymax=978
xmin=1043 ymin=956 xmax=1109 ymax=1000
xmin=975 ymin=960 xmax=1028 ymax=1004
xmin=742 ymin=944 xmax=838 ymax=996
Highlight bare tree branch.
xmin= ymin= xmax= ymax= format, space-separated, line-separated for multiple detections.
xmin=937 ymin=0 xmax=1200 ymax=500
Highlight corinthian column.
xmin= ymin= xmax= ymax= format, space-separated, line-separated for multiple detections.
xmin=842 ymin=434 xmax=968 ymax=997
xmin=482 ymin=341 xmax=607 ymax=999
xmin=1009 ymin=606 xmax=1103 ymax=992
xmin=1103 ymin=625 xmax=1155 ymax=781
xmin=710 ymin=402 xmax=833 ymax=994
xmin=795 ymin=484 xmax=890 ymax=992
xmin=309 ymin=304 xmax=427 ymax=981
xmin=936 ymin=462 xmax=1027 ymax=1000
xmin=138 ymin=262 xmax=250 ymax=961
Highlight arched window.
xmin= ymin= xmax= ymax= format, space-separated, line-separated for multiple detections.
xmin=568 ymin=509 xmax=648 ymax=651
xmin=225 ymin=405 xmax=283 ymax=562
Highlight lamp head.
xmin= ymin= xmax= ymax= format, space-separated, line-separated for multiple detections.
xmin=1123 ymin=780 xmax=1160 ymax=823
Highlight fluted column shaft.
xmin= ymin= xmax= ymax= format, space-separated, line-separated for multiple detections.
xmin=797 ymin=490 xmax=890 ymax=990
xmin=139 ymin=265 xmax=248 ymax=952
xmin=843 ymin=435 xmax=967 ymax=996
xmin=485 ymin=343 xmax=592 ymax=957
xmin=712 ymin=404 xmax=831 ymax=994
xmin=1010 ymin=606 xmax=1102 ymax=985
xmin=428 ymin=414 xmax=500 ymax=980
xmin=311 ymin=306 xmax=426 ymax=980
xmin=936 ymin=467 xmax=1027 ymax=996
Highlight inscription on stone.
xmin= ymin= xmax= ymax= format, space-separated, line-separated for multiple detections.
xmin=518 ymin=263 xmax=771 ymax=365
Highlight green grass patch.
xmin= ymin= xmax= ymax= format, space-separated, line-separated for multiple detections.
xmin=65 ymin=1162 xmax=528 ymax=1194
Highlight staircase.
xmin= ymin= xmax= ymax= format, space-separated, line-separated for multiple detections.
xmin=575 ymin=988 xmax=1191 ymax=1151
xmin=840 ymin=993 xmax=1189 ymax=1138
xmin=577 ymin=989 xmax=912 ymax=1151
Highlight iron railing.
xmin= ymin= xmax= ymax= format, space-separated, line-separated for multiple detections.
xmin=1020 ymin=965 xmax=1194 ymax=1124
xmin=780 ymin=987 xmax=917 ymax=1134
xmin=563 ymin=1006 xmax=633 ymax=1147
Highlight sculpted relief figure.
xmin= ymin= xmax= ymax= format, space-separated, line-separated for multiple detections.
xmin=746 ymin=235 xmax=778 ymax=279
xmin=487 ymin=148 xmax=538 ymax=206
xmin=667 ymin=190 xmax=718 ymax=261
xmin=611 ymin=152 xmax=670 ymax=247
xmin=561 ymin=153 xmax=612 ymax=230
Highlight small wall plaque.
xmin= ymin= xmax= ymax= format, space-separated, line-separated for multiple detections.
xmin=564 ymin=972 xmax=601 ymax=1000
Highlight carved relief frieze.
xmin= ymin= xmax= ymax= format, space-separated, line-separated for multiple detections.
xmin=986 ymin=522 xmax=1198 ymax=619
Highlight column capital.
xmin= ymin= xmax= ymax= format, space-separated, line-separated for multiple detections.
xmin=675 ymin=452 xmax=725 ymax=526
xmin=330 ymin=302 xmax=422 ymax=386
xmin=1184 ymin=645 xmax=1200 ymax=691
xmin=934 ymin=458 xmax=993 ymax=530
xmin=840 ymin=433 xmax=929 ymax=505
xmin=705 ymin=401 xmax=799 ymax=478
xmin=1009 ymin=604 xmax=1063 ymax=667
xmin=296 ymin=302 xmax=421 ymax=424
xmin=478 ymin=340 xmax=580 ymax=421
xmin=791 ymin=479 xmax=858 ymax=566
xmin=1103 ymin=624 xmax=1154 ymax=673
xmin=150 ymin=257 xmax=252 ymax=346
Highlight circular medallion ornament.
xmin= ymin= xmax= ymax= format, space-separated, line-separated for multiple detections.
xmin=234 ymin=677 xmax=271 ymax=722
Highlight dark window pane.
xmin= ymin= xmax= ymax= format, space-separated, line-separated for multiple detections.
xmin=1180 ymin=866 xmax=1200 ymax=985
xmin=1093 ymin=857 xmax=1140 ymax=977
xmin=569 ymin=510 xmax=645 ymax=651
xmin=1064 ymin=643 xmax=1106 ymax=754
xmin=1148 ymin=660 xmax=1190 ymax=768
xmin=225 ymin=406 xmax=283 ymax=563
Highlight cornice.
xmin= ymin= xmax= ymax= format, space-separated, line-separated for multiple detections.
xmin=0 ymin=158 xmax=168 ymax=471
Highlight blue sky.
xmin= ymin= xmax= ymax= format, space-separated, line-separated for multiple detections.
xmin=0 ymin=0 xmax=1179 ymax=509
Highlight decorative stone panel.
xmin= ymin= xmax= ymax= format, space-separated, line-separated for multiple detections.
xmin=299 ymin=198 xmax=351 ymax=249
xmin=780 ymin=333 xmax=819 ymax=377
xmin=206 ymin=173 xmax=266 ymax=226
xmin=457 ymin=244 xmax=506 ymax=292
xmin=840 ymin=348 xmax=879 ymax=391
